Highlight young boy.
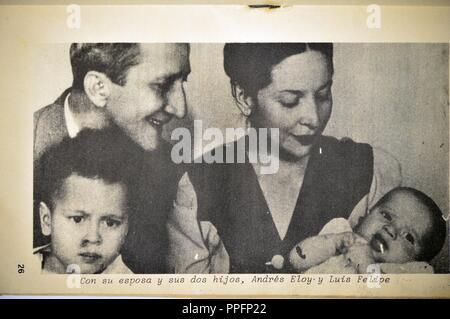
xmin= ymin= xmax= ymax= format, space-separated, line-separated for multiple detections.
xmin=288 ymin=187 xmax=447 ymax=273
xmin=34 ymin=128 xmax=147 ymax=274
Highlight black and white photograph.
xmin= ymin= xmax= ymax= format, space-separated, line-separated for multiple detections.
xmin=32 ymin=42 xmax=449 ymax=275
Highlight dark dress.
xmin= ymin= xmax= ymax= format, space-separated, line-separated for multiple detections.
xmin=188 ymin=136 xmax=373 ymax=273
xmin=120 ymin=140 xmax=185 ymax=273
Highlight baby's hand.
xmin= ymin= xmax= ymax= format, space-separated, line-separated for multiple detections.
xmin=344 ymin=243 xmax=375 ymax=273
xmin=335 ymin=232 xmax=365 ymax=254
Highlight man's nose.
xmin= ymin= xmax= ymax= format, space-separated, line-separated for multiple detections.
xmin=383 ymin=224 xmax=397 ymax=240
xmin=164 ymin=81 xmax=187 ymax=119
xmin=298 ymin=95 xmax=319 ymax=129
xmin=83 ymin=222 xmax=102 ymax=244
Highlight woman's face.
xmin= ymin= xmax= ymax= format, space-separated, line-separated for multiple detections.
xmin=251 ymin=50 xmax=333 ymax=160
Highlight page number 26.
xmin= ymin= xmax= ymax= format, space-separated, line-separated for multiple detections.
xmin=18 ymin=264 xmax=25 ymax=274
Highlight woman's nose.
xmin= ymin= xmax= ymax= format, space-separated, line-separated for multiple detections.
xmin=164 ymin=81 xmax=187 ymax=119
xmin=298 ymin=96 xmax=319 ymax=129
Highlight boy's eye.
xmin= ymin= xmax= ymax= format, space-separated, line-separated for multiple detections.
xmin=104 ymin=218 xmax=121 ymax=228
xmin=380 ymin=211 xmax=392 ymax=221
xmin=405 ymin=233 xmax=415 ymax=245
xmin=70 ymin=216 xmax=84 ymax=224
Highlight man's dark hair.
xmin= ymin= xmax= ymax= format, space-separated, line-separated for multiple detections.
xmin=70 ymin=43 xmax=141 ymax=91
xmin=223 ymin=43 xmax=334 ymax=97
xmin=378 ymin=187 xmax=447 ymax=262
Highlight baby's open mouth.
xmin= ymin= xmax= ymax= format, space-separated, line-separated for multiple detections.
xmin=370 ymin=233 xmax=388 ymax=254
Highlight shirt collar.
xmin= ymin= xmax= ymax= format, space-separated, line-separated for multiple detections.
xmin=64 ymin=93 xmax=81 ymax=138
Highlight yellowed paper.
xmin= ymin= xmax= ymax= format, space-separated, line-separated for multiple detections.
xmin=0 ymin=2 xmax=449 ymax=297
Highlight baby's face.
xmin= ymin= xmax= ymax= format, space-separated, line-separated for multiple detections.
xmin=357 ymin=190 xmax=431 ymax=263
xmin=49 ymin=174 xmax=128 ymax=273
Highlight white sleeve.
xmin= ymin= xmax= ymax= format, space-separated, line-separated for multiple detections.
xmin=166 ymin=172 xmax=229 ymax=273
xmin=349 ymin=146 xmax=402 ymax=227
xmin=319 ymin=218 xmax=353 ymax=235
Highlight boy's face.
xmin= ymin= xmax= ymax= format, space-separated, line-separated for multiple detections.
xmin=41 ymin=174 xmax=128 ymax=274
xmin=357 ymin=190 xmax=431 ymax=263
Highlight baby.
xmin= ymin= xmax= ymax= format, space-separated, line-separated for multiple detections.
xmin=289 ymin=187 xmax=447 ymax=274
xmin=34 ymin=128 xmax=146 ymax=274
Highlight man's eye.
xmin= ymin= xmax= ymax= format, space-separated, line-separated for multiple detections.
xmin=380 ymin=211 xmax=392 ymax=221
xmin=405 ymin=233 xmax=415 ymax=245
xmin=150 ymin=82 xmax=169 ymax=93
xmin=70 ymin=216 xmax=84 ymax=224
xmin=104 ymin=219 xmax=121 ymax=228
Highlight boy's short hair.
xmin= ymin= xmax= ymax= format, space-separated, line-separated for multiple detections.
xmin=379 ymin=187 xmax=447 ymax=262
xmin=34 ymin=126 xmax=148 ymax=213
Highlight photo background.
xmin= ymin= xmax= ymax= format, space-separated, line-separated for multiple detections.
xmin=32 ymin=43 xmax=449 ymax=271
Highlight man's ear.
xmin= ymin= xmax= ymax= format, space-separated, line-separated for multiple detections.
xmin=231 ymin=83 xmax=255 ymax=117
xmin=83 ymin=71 xmax=111 ymax=108
xmin=39 ymin=202 xmax=52 ymax=237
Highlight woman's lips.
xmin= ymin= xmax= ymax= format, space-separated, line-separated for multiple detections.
xmin=292 ymin=134 xmax=317 ymax=145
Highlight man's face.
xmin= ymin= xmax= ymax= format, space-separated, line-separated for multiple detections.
xmin=106 ymin=44 xmax=191 ymax=151
xmin=49 ymin=174 xmax=128 ymax=274
xmin=357 ymin=190 xmax=431 ymax=263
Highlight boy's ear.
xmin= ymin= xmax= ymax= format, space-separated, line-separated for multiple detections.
xmin=83 ymin=71 xmax=111 ymax=108
xmin=231 ymin=83 xmax=256 ymax=117
xmin=39 ymin=202 xmax=52 ymax=237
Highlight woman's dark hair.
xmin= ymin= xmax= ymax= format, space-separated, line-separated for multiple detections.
xmin=223 ymin=43 xmax=333 ymax=97
xmin=70 ymin=43 xmax=141 ymax=91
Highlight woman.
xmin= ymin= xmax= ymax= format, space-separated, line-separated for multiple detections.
xmin=167 ymin=43 xmax=401 ymax=273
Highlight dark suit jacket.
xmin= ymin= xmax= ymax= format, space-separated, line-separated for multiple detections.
xmin=33 ymin=88 xmax=71 ymax=165
xmin=33 ymin=89 xmax=71 ymax=248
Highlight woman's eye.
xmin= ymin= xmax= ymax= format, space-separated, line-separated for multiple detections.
xmin=380 ymin=211 xmax=392 ymax=221
xmin=405 ymin=233 xmax=415 ymax=245
xmin=70 ymin=216 xmax=84 ymax=224
xmin=279 ymin=97 xmax=299 ymax=108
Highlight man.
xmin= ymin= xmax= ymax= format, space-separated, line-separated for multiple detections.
xmin=34 ymin=43 xmax=189 ymax=157
xmin=34 ymin=43 xmax=191 ymax=273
